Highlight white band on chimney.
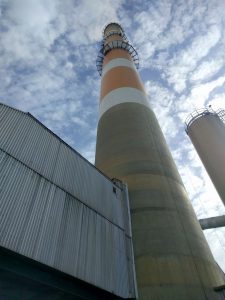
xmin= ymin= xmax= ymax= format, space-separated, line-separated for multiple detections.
xmin=102 ymin=58 xmax=136 ymax=77
xmin=99 ymin=87 xmax=150 ymax=119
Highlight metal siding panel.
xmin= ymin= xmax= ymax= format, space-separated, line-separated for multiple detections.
xmin=0 ymin=149 xmax=135 ymax=298
xmin=18 ymin=175 xmax=43 ymax=255
xmin=42 ymin=134 xmax=61 ymax=179
xmin=0 ymin=158 xmax=34 ymax=249
xmin=55 ymin=194 xmax=83 ymax=276
xmin=30 ymin=125 xmax=52 ymax=175
xmin=125 ymin=236 xmax=138 ymax=297
xmin=21 ymin=177 xmax=52 ymax=258
xmin=34 ymin=184 xmax=59 ymax=263
xmin=18 ymin=118 xmax=44 ymax=166
xmin=52 ymin=142 xmax=69 ymax=186
xmin=121 ymin=183 xmax=132 ymax=237
xmin=63 ymin=148 xmax=79 ymax=196
xmin=0 ymin=105 xmax=137 ymax=298
xmin=0 ymin=106 xmax=23 ymax=151
xmin=0 ymin=105 xmax=125 ymax=227
xmin=4 ymin=168 xmax=37 ymax=251
xmin=76 ymin=205 xmax=89 ymax=279
xmin=84 ymin=208 xmax=97 ymax=285
xmin=7 ymin=114 xmax=31 ymax=159
xmin=53 ymin=192 xmax=70 ymax=268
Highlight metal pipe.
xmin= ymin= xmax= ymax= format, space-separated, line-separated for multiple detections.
xmin=199 ymin=215 xmax=225 ymax=230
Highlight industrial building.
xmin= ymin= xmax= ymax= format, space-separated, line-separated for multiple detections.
xmin=0 ymin=102 xmax=137 ymax=299
xmin=1 ymin=23 xmax=225 ymax=300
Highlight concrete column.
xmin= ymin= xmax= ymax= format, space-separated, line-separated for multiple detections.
xmin=95 ymin=23 xmax=224 ymax=300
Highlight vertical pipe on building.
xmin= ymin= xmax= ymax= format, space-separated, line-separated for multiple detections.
xmin=95 ymin=23 xmax=224 ymax=300
xmin=186 ymin=108 xmax=225 ymax=207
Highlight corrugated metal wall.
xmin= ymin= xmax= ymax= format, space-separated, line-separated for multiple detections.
xmin=0 ymin=104 xmax=123 ymax=228
xmin=0 ymin=104 xmax=137 ymax=299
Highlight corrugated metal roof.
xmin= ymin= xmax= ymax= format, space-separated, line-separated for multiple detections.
xmin=0 ymin=103 xmax=137 ymax=298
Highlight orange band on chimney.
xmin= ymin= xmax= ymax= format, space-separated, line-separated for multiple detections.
xmin=103 ymin=49 xmax=132 ymax=66
xmin=100 ymin=66 xmax=145 ymax=100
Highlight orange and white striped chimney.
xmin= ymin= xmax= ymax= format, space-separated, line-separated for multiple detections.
xmin=96 ymin=23 xmax=146 ymax=126
xmin=95 ymin=23 xmax=224 ymax=300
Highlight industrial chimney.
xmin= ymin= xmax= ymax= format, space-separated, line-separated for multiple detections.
xmin=95 ymin=23 xmax=224 ymax=300
xmin=186 ymin=108 xmax=225 ymax=206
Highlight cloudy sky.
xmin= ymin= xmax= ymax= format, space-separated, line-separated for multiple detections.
xmin=1 ymin=0 xmax=225 ymax=271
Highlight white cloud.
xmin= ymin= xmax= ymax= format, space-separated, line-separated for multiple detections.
xmin=205 ymin=228 xmax=225 ymax=272
xmin=209 ymin=93 xmax=225 ymax=110
xmin=172 ymin=76 xmax=225 ymax=125
xmin=71 ymin=116 xmax=87 ymax=127
xmin=165 ymin=25 xmax=221 ymax=92
xmin=155 ymin=0 xmax=205 ymax=50
xmin=81 ymin=141 xmax=96 ymax=164
xmin=133 ymin=1 xmax=172 ymax=43
xmin=64 ymin=0 xmax=124 ymax=46
xmin=145 ymin=80 xmax=179 ymax=140
xmin=1 ymin=0 xmax=225 ymax=273
xmin=186 ymin=76 xmax=225 ymax=110
xmin=190 ymin=57 xmax=225 ymax=83
xmin=131 ymin=1 xmax=172 ymax=65
xmin=8 ymin=0 xmax=58 ymax=33
xmin=0 ymin=0 xmax=64 ymax=65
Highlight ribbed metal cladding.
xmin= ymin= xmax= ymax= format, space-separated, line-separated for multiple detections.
xmin=0 ymin=103 xmax=123 ymax=228
xmin=0 ymin=103 xmax=137 ymax=299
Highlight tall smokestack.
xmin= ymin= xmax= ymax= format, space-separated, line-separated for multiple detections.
xmin=95 ymin=23 xmax=224 ymax=300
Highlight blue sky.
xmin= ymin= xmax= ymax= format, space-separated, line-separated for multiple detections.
xmin=1 ymin=0 xmax=225 ymax=271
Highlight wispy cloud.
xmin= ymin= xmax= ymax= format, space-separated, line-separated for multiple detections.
xmin=165 ymin=24 xmax=221 ymax=92
xmin=1 ymin=0 xmax=225 ymax=271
